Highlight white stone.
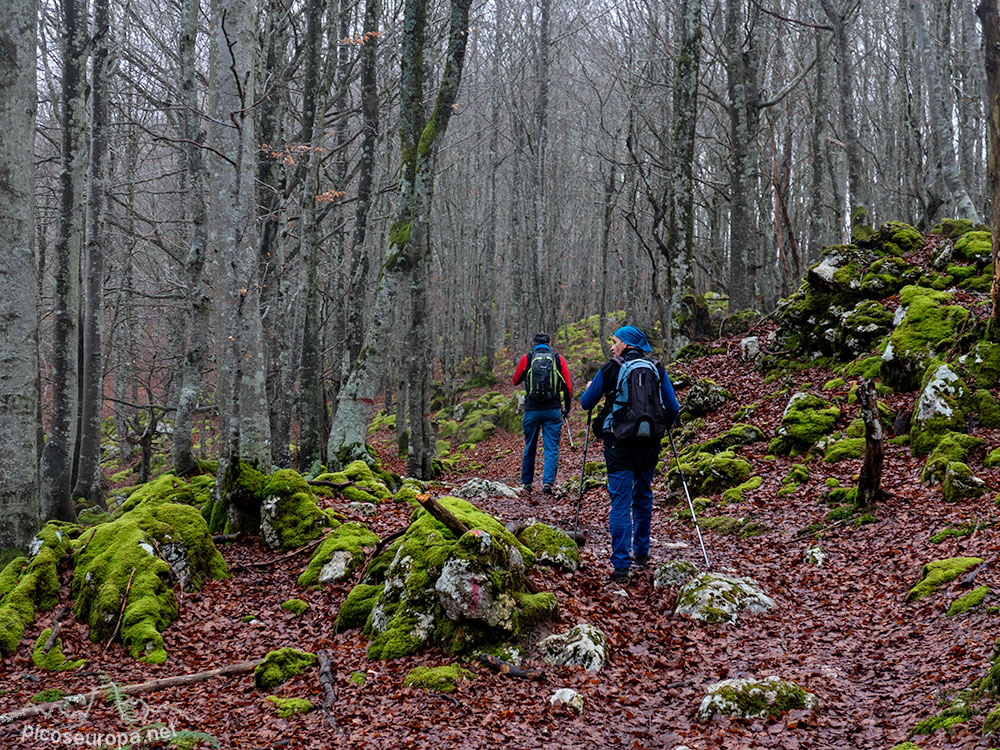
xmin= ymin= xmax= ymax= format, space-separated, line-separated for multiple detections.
xmin=538 ymin=623 xmax=607 ymax=672
xmin=740 ymin=337 xmax=760 ymax=361
xmin=675 ymin=572 xmax=775 ymax=624
xmin=697 ymin=676 xmax=820 ymax=721
xmin=804 ymin=547 xmax=825 ymax=566
xmin=549 ymin=688 xmax=584 ymax=713
xmin=453 ymin=478 xmax=520 ymax=500
xmin=915 ymin=364 xmax=962 ymax=422
xmin=318 ymin=549 xmax=354 ymax=583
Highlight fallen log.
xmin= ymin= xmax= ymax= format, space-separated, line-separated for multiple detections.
xmin=0 ymin=659 xmax=263 ymax=725
xmin=478 ymin=653 xmax=547 ymax=682
xmin=856 ymin=378 xmax=884 ymax=508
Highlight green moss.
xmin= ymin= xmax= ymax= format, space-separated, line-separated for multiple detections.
xmin=699 ymin=516 xmax=767 ymax=538
xmin=280 ymin=598 xmax=310 ymax=615
xmin=206 ymin=461 xmax=267 ymax=535
xmin=943 ymin=461 xmax=988 ymax=503
xmin=910 ymin=365 xmax=972 ymax=457
xmin=254 ymin=648 xmax=318 ymax=691
xmin=335 ymin=583 xmax=382 ymax=630
xmin=697 ymin=423 xmax=765 ymax=454
xmin=115 ymin=473 xmax=199 ymax=516
xmin=881 ymin=286 xmax=971 ymax=391
xmin=878 ymin=220 xmax=923 ymax=255
xmin=514 ymin=591 xmax=558 ymax=625
xmin=31 ymin=628 xmax=85 ymax=671
xmin=889 ymin=743 xmax=923 ymax=750
xmin=298 ymin=522 xmax=378 ymax=587
xmin=260 ymin=470 xmax=330 ymax=551
xmin=30 ymin=688 xmax=67 ymax=704
xmin=721 ymin=476 xmax=762 ymax=504
xmin=822 ymin=437 xmax=866 ymax=463
xmin=823 ymin=378 xmax=846 ymax=390
xmin=930 ymin=522 xmax=987 ymax=543
xmin=910 ymin=704 xmax=972 ymax=736
xmin=770 ymin=393 xmax=841 ymax=455
xmin=906 ymin=557 xmax=983 ymax=602
xmin=922 ymin=432 xmax=984 ymax=484
xmin=932 ymin=218 xmax=976 ymax=238
xmin=974 ymin=390 xmax=1000 ymax=428
xmin=266 ymin=696 xmax=314 ymax=718
xmin=402 ymin=664 xmax=475 ymax=693
xmin=666 ymin=450 xmax=752 ymax=495
xmin=71 ymin=502 xmax=227 ymax=664
xmin=852 ymin=513 xmax=877 ymax=527
xmin=349 ymin=670 xmax=366 ymax=686
xmin=947 ymin=586 xmax=990 ymax=617
xmin=517 ymin=524 xmax=581 ymax=571
xmin=954 ymin=230 xmax=992 ymax=264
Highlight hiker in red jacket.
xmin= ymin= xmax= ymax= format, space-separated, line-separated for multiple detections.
xmin=512 ymin=333 xmax=573 ymax=495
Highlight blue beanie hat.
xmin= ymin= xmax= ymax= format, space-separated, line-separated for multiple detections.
xmin=613 ymin=325 xmax=652 ymax=353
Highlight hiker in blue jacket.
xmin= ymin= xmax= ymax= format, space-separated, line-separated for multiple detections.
xmin=580 ymin=325 xmax=680 ymax=584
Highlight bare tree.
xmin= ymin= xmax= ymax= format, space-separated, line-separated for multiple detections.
xmin=978 ymin=0 xmax=1000 ymax=340
xmin=0 ymin=0 xmax=42 ymax=550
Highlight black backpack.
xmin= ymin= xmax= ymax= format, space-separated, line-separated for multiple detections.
xmin=602 ymin=357 xmax=668 ymax=440
xmin=527 ymin=351 xmax=560 ymax=403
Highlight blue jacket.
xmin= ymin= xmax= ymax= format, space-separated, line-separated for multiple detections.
xmin=580 ymin=348 xmax=680 ymax=429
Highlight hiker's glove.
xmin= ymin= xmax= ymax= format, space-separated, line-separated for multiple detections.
xmin=563 ymin=408 xmax=570 ymax=418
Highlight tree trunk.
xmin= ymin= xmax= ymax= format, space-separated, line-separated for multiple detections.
xmin=856 ymin=379 xmax=884 ymax=508
xmin=726 ymin=0 xmax=754 ymax=312
xmin=297 ymin=0 xmax=328 ymax=471
xmin=978 ymin=0 xmax=1000 ymax=340
xmin=0 ymin=0 xmax=42 ymax=550
xmin=72 ymin=0 xmax=112 ymax=508
xmin=664 ymin=0 xmax=702 ymax=353
xmin=41 ymin=0 xmax=88 ymax=523
xmin=819 ymin=0 xmax=868 ymax=226
xmin=326 ymin=0 xmax=473 ymax=467
xmin=406 ymin=259 xmax=435 ymax=479
xmin=172 ymin=0 xmax=211 ymax=476
xmin=910 ymin=0 xmax=978 ymax=222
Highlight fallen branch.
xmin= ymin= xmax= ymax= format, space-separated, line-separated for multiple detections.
xmin=103 ymin=568 xmax=136 ymax=652
xmin=316 ymin=650 xmax=342 ymax=732
xmin=76 ymin=527 xmax=97 ymax=557
xmin=308 ymin=479 xmax=354 ymax=490
xmin=42 ymin=606 xmax=70 ymax=654
xmin=211 ymin=533 xmax=244 ymax=544
xmin=0 ymin=659 xmax=263 ymax=725
xmin=416 ymin=493 xmax=470 ymax=539
xmin=478 ymin=653 xmax=547 ymax=682
xmin=230 ymin=532 xmax=331 ymax=571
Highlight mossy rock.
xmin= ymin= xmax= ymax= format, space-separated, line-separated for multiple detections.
xmin=836 ymin=300 xmax=894 ymax=359
xmin=807 ymin=244 xmax=869 ymax=293
xmin=964 ymin=340 xmax=1000 ymax=387
xmin=681 ymin=378 xmax=731 ymax=418
xmin=860 ymin=256 xmax=923 ymax=298
xmin=115 ymin=473 xmax=200 ymax=517
xmin=876 ymin=220 xmax=923 ymax=256
xmin=769 ymin=392 xmax=841 ymax=456
xmin=254 ymin=648 xmax=318 ymax=691
xmin=266 ymin=696 xmax=314 ymax=718
xmin=906 ymin=557 xmax=983 ymax=603
xmin=31 ymin=628 xmax=85 ymax=671
xmin=909 ymin=702 xmax=973 ymax=737
xmin=335 ymin=583 xmax=382 ymax=630
xmin=881 ymin=286 xmax=970 ymax=392
xmin=517 ymin=524 xmax=581 ymax=572
xmin=721 ymin=476 xmax=762 ymax=504
xmin=353 ymin=497 xmax=553 ymax=661
xmin=298 ymin=522 xmax=379 ymax=587
xmin=942 ymin=461 xmax=988 ymax=503
xmin=0 ymin=524 xmax=78 ymax=657
xmin=973 ymin=390 xmax=1000 ymax=429
xmin=821 ymin=437 xmax=866 ymax=463
xmin=932 ymin=217 xmax=977 ymax=239
xmin=922 ymin=432 xmax=984 ymax=484
xmin=909 ymin=364 xmax=972 ymax=457
xmin=402 ymin=664 xmax=475 ymax=693
xmin=280 ymin=598 xmax=310 ymax=615
xmin=697 ymin=675 xmax=820 ymax=720
xmin=699 ymin=516 xmax=768 ymax=537
xmin=71 ymin=502 xmax=228 ymax=664
xmin=260 ymin=470 xmax=330 ymax=551
xmin=204 ymin=461 xmax=268 ymax=535
xmin=947 ymin=586 xmax=990 ymax=617
xmin=316 ymin=460 xmax=394 ymax=505
xmin=666 ymin=450 xmax=751 ymax=496
xmin=698 ymin=423 xmax=765 ymax=454
xmin=954 ymin=230 xmax=992 ymax=265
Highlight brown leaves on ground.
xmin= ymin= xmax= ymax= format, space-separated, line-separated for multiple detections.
xmin=3 ymin=334 xmax=999 ymax=749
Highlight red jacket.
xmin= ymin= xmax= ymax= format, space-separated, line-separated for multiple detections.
xmin=513 ymin=346 xmax=572 ymax=412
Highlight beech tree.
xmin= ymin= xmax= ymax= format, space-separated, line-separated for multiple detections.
xmin=327 ymin=0 xmax=473 ymax=469
xmin=0 ymin=0 xmax=42 ymax=550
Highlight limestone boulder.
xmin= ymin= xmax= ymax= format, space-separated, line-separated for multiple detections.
xmin=675 ymin=572 xmax=775 ymax=624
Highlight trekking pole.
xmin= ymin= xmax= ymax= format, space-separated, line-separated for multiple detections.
xmin=666 ymin=429 xmax=711 ymax=570
xmin=563 ymin=413 xmax=575 ymax=450
xmin=568 ymin=410 xmax=592 ymax=547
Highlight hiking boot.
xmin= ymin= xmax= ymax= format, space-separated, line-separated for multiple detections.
xmin=634 ymin=554 xmax=649 ymax=569
xmin=611 ymin=568 xmax=629 ymax=584
xmin=522 ymin=484 xmax=532 ymax=494
xmin=542 ymin=484 xmax=553 ymax=495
